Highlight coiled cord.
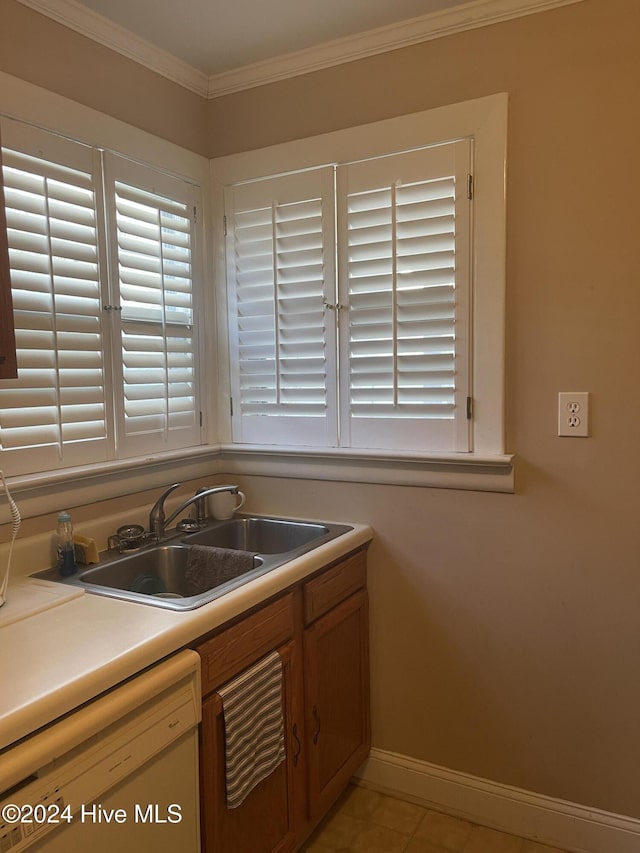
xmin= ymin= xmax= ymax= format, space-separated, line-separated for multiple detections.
xmin=0 ymin=470 xmax=21 ymax=606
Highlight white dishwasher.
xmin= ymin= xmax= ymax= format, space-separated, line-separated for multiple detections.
xmin=0 ymin=649 xmax=201 ymax=852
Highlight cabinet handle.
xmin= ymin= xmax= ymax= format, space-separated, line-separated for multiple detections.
xmin=312 ymin=705 xmax=321 ymax=745
xmin=292 ymin=723 xmax=301 ymax=767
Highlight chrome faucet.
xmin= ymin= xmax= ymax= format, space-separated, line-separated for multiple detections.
xmin=149 ymin=483 xmax=240 ymax=541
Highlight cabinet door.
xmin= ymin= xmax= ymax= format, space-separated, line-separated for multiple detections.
xmin=200 ymin=641 xmax=301 ymax=853
xmin=304 ymin=589 xmax=370 ymax=818
xmin=0 ymin=141 xmax=17 ymax=380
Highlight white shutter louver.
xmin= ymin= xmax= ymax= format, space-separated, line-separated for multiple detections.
xmin=0 ymin=123 xmax=107 ymax=476
xmin=104 ymin=155 xmax=201 ymax=457
xmin=337 ymin=142 xmax=472 ymax=452
xmin=225 ymin=168 xmax=337 ymax=446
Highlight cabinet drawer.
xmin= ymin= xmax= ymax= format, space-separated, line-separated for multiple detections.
xmin=198 ymin=593 xmax=295 ymax=695
xmin=303 ymin=550 xmax=367 ymax=624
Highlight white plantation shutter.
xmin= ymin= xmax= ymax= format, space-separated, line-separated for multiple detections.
xmin=0 ymin=120 xmax=108 ymax=475
xmin=103 ymin=154 xmax=201 ymax=457
xmin=337 ymin=141 xmax=472 ymax=452
xmin=224 ymin=145 xmax=473 ymax=454
xmin=225 ymin=168 xmax=337 ymax=445
xmin=0 ymin=121 xmax=205 ymax=478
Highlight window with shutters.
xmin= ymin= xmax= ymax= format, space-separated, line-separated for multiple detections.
xmin=215 ymin=95 xmax=509 ymax=486
xmin=0 ymin=118 xmax=203 ymax=478
xmin=225 ymin=140 xmax=472 ymax=454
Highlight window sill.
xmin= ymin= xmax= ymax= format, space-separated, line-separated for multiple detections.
xmin=217 ymin=445 xmax=515 ymax=493
xmin=1 ymin=443 xmax=514 ymax=525
xmin=3 ymin=446 xmax=221 ymax=523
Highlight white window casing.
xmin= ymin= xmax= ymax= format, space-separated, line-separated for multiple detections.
xmin=0 ymin=75 xmax=511 ymax=507
xmin=213 ymin=93 xmax=513 ymax=490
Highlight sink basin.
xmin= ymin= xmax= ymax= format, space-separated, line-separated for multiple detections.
xmin=33 ymin=514 xmax=353 ymax=611
xmin=182 ymin=517 xmax=331 ymax=554
xmin=78 ymin=544 xmax=263 ymax=599
xmin=80 ymin=544 xmax=192 ymax=597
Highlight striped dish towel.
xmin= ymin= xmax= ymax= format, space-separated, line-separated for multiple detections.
xmin=218 ymin=650 xmax=286 ymax=809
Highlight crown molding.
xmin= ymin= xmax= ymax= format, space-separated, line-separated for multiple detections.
xmin=207 ymin=0 xmax=586 ymax=96
xmin=17 ymin=0 xmax=585 ymax=100
xmin=15 ymin=0 xmax=210 ymax=96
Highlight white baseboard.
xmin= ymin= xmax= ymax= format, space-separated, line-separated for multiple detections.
xmin=354 ymin=748 xmax=640 ymax=853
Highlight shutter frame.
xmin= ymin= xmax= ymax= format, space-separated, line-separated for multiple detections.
xmin=0 ymin=120 xmax=109 ymax=475
xmin=103 ymin=152 xmax=202 ymax=458
xmin=225 ymin=167 xmax=338 ymax=447
xmin=337 ymin=141 xmax=472 ymax=453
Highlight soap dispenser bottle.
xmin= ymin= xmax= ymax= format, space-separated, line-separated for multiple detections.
xmin=56 ymin=511 xmax=77 ymax=576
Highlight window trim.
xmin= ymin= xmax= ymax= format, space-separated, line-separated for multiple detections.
xmin=0 ymin=75 xmax=512 ymax=518
xmin=211 ymin=93 xmax=513 ymax=491
xmin=0 ymin=71 xmax=215 ymax=520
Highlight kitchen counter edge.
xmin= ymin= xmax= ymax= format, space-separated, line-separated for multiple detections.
xmin=0 ymin=523 xmax=373 ymax=752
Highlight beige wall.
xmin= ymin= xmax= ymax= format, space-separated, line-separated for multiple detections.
xmin=2 ymin=0 xmax=640 ymax=822
xmin=0 ymin=0 xmax=208 ymax=155
xmin=207 ymin=0 xmax=640 ymax=818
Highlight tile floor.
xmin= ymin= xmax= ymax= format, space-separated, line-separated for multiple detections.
xmin=300 ymin=785 xmax=572 ymax=853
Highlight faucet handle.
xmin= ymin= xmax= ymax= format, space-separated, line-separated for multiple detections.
xmin=158 ymin=483 xmax=182 ymax=503
xmin=149 ymin=482 xmax=182 ymax=540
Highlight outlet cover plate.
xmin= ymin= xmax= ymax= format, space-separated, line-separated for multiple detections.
xmin=558 ymin=392 xmax=589 ymax=437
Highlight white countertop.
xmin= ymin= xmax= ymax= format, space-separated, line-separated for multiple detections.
xmin=0 ymin=522 xmax=372 ymax=752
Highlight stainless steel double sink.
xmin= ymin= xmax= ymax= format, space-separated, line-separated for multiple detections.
xmin=34 ymin=515 xmax=352 ymax=611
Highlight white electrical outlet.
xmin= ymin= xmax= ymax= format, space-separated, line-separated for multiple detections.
xmin=558 ymin=392 xmax=589 ymax=437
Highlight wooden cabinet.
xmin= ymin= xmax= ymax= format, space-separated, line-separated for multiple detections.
xmin=302 ymin=551 xmax=370 ymax=820
xmin=197 ymin=594 xmax=303 ymax=853
xmin=200 ymin=640 xmax=300 ymax=853
xmin=0 ymin=140 xmax=18 ymax=380
xmin=194 ymin=546 xmax=370 ymax=853
xmin=198 ymin=593 xmax=295 ymax=695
